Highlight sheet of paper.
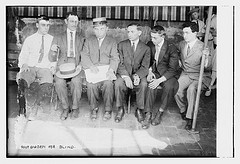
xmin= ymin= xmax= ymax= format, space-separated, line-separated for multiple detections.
xmin=84 ymin=65 xmax=109 ymax=84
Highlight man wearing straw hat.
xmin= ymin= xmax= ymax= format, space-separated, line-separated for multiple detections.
xmin=188 ymin=7 xmax=205 ymax=40
xmin=174 ymin=22 xmax=211 ymax=130
xmin=17 ymin=15 xmax=55 ymax=120
xmin=49 ymin=12 xmax=85 ymax=120
xmin=81 ymin=17 xmax=119 ymax=121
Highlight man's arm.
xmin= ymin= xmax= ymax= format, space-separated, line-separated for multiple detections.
xmin=117 ymin=42 xmax=129 ymax=76
xmin=18 ymin=38 xmax=30 ymax=69
xmin=108 ymin=40 xmax=120 ymax=72
xmin=158 ymin=44 xmax=179 ymax=80
xmin=80 ymin=39 xmax=95 ymax=69
xmin=135 ymin=46 xmax=151 ymax=78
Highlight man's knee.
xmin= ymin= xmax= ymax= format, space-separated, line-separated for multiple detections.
xmin=115 ymin=78 xmax=125 ymax=89
xmin=163 ymin=78 xmax=178 ymax=92
xmin=187 ymin=84 xmax=197 ymax=94
xmin=55 ymin=77 xmax=66 ymax=87
xmin=103 ymin=80 xmax=113 ymax=88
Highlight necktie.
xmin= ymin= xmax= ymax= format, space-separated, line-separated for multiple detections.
xmin=132 ymin=42 xmax=135 ymax=52
xmin=70 ymin=32 xmax=74 ymax=57
xmin=155 ymin=45 xmax=160 ymax=64
xmin=187 ymin=44 xmax=191 ymax=56
xmin=38 ymin=35 xmax=44 ymax=63
xmin=98 ymin=38 xmax=103 ymax=48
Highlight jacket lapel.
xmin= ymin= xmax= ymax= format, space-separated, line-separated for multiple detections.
xmin=157 ymin=40 xmax=167 ymax=64
xmin=100 ymin=36 xmax=109 ymax=51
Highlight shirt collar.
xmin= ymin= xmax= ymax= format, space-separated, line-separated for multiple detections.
xmin=187 ymin=38 xmax=198 ymax=49
xmin=157 ymin=39 xmax=164 ymax=48
xmin=67 ymin=28 xmax=76 ymax=35
xmin=131 ymin=38 xmax=139 ymax=46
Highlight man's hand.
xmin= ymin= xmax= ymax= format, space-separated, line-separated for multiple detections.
xmin=123 ymin=76 xmax=133 ymax=89
xmin=147 ymin=71 xmax=156 ymax=82
xmin=90 ymin=65 xmax=99 ymax=74
xmin=51 ymin=44 xmax=59 ymax=52
xmin=21 ymin=64 xmax=30 ymax=72
xmin=148 ymin=78 xmax=163 ymax=89
xmin=133 ymin=74 xmax=140 ymax=86
xmin=203 ymin=48 xmax=209 ymax=67
xmin=76 ymin=64 xmax=82 ymax=71
xmin=50 ymin=66 xmax=56 ymax=74
xmin=106 ymin=69 xmax=117 ymax=81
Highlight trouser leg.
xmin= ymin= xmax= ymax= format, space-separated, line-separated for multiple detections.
xmin=102 ymin=80 xmax=114 ymax=112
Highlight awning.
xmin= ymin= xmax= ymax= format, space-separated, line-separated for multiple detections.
xmin=11 ymin=6 xmax=206 ymax=21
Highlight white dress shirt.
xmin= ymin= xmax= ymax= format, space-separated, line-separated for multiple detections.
xmin=131 ymin=39 xmax=139 ymax=52
xmin=67 ymin=28 xmax=76 ymax=57
xmin=154 ymin=39 xmax=164 ymax=64
xmin=18 ymin=32 xmax=54 ymax=69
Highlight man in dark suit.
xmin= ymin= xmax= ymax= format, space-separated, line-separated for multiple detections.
xmin=81 ymin=17 xmax=119 ymax=121
xmin=142 ymin=25 xmax=180 ymax=129
xmin=175 ymin=22 xmax=210 ymax=130
xmin=115 ymin=23 xmax=150 ymax=123
xmin=49 ymin=12 xmax=85 ymax=120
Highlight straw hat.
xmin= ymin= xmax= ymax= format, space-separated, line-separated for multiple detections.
xmin=55 ymin=62 xmax=81 ymax=79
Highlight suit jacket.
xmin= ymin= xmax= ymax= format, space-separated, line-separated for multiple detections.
xmin=117 ymin=39 xmax=150 ymax=79
xmin=48 ymin=31 xmax=85 ymax=67
xmin=178 ymin=39 xmax=211 ymax=86
xmin=147 ymin=40 xmax=179 ymax=80
xmin=81 ymin=35 xmax=119 ymax=72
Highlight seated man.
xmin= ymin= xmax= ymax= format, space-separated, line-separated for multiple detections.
xmin=49 ymin=12 xmax=85 ymax=120
xmin=143 ymin=25 xmax=180 ymax=129
xmin=16 ymin=15 xmax=55 ymax=120
xmin=81 ymin=17 xmax=119 ymax=121
xmin=174 ymin=22 xmax=211 ymax=130
xmin=115 ymin=23 xmax=150 ymax=123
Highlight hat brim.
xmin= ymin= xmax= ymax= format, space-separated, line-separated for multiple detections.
xmin=188 ymin=8 xmax=200 ymax=15
xmin=55 ymin=68 xmax=81 ymax=79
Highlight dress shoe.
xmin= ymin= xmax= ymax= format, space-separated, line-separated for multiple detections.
xmin=90 ymin=107 xmax=99 ymax=121
xmin=151 ymin=111 xmax=163 ymax=126
xmin=185 ymin=119 xmax=193 ymax=130
xmin=135 ymin=108 xmax=145 ymax=123
xmin=103 ymin=111 xmax=112 ymax=121
xmin=60 ymin=108 xmax=69 ymax=120
xmin=142 ymin=112 xmax=152 ymax=129
xmin=180 ymin=111 xmax=187 ymax=120
xmin=115 ymin=107 xmax=124 ymax=123
xmin=70 ymin=109 xmax=79 ymax=120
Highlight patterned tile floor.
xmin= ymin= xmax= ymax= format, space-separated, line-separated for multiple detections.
xmin=7 ymin=82 xmax=216 ymax=157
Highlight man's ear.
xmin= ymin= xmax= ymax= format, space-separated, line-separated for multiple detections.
xmin=138 ymin=30 xmax=142 ymax=36
xmin=36 ymin=23 xmax=39 ymax=28
xmin=64 ymin=19 xmax=68 ymax=25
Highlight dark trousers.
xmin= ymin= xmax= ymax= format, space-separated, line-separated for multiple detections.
xmin=145 ymin=77 xmax=179 ymax=113
xmin=115 ymin=77 xmax=147 ymax=110
xmin=87 ymin=80 xmax=114 ymax=112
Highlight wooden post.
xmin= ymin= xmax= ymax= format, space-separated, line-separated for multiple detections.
xmin=191 ymin=7 xmax=213 ymax=132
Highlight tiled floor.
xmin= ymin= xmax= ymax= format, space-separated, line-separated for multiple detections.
xmin=7 ymin=82 xmax=216 ymax=157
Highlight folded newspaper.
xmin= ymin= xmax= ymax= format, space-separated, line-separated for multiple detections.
xmin=84 ymin=65 xmax=110 ymax=84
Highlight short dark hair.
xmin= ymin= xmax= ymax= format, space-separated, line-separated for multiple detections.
xmin=151 ymin=25 xmax=165 ymax=35
xmin=65 ymin=11 xmax=79 ymax=20
xmin=127 ymin=23 xmax=141 ymax=31
xmin=93 ymin=21 xmax=108 ymax=27
xmin=37 ymin=15 xmax=49 ymax=23
xmin=182 ymin=22 xmax=199 ymax=33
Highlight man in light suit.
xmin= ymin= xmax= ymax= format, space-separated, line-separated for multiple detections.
xmin=81 ymin=17 xmax=119 ymax=121
xmin=143 ymin=25 xmax=180 ymax=129
xmin=115 ymin=23 xmax=150 ymax=123
xmin=174 ymin=22 xmax=211 ymax=130
xmin=49 ymin=12 xmax=85 ymax=120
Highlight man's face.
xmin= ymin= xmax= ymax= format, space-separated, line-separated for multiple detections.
xmin=151 ymin=32 xmax=164 ymax=45
xmin=191 ymin=12 xmax=199 ymax=20
xmin=65 ymin=15 xmax=79 ymax=31
xmin=183 ymin=27 xmax=197 ymax=43
xmin=36 ymin=20 xmax=50 ymax=35
xmin=93 ymin=24 xmax=108 ymax=39
xmin=127 ymin=25 xmax=142 ymax=41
